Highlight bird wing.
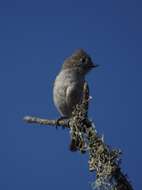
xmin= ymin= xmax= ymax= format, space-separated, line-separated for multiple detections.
xmin=66 ymin=82 xmax=84 ymax=114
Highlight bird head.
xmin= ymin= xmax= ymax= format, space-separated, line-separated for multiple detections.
xmin=62 ymin=49 xmax=98 ymax=74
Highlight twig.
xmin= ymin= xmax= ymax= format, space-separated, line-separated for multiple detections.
xmin=23 ymin=116 xmax=69 ymax=128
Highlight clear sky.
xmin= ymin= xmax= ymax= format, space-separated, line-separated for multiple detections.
xmin=1 ymin=0 xmax=142 ymax=189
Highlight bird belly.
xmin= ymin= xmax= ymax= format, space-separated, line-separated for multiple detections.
xmin=53 ymin=70 xmax=84 ymax=117
xmin=53 ymin=80 xmax=71 ymax=116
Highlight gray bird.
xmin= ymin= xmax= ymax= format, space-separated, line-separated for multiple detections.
xmin=53 ymin=49 xmax=98 ymax=118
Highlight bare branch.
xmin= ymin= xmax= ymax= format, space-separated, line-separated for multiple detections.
xmin=23 ymin=116 xmax=69 ymax=128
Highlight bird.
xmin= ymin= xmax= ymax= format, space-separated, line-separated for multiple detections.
xmin=53 ymin=49 xmax=98 ymax=151
xmin=53 ymin=49 xmax=98 ymax=118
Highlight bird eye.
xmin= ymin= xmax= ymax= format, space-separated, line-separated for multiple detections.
xmin=80 ymin=58 xmax=86 ymax=63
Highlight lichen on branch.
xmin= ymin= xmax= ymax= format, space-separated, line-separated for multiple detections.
xmin=23 ymin=82 xmax=133 ymax=190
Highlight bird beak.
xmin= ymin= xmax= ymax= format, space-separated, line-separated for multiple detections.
xmin=91 ymin=63 xmax=99 ymax=68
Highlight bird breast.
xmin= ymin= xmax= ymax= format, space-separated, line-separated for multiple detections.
xmin=53 ymin=69 xmax=85 ymax=117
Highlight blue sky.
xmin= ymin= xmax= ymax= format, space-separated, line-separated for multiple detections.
xmin=0 ymin=0 xmax=142 ymax=189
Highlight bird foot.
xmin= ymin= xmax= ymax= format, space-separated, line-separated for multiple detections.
xmin=56 ymin=116 xmax=69 ymax=128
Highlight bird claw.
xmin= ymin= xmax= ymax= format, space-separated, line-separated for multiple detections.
xmin=56 ymin=116 xmax=69 ymax=128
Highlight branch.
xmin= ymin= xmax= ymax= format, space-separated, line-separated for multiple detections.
xmin=23 ymin=82 xmax=134 ymax=190
xmin=23 ymin=116 xmax=69 ymax=128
